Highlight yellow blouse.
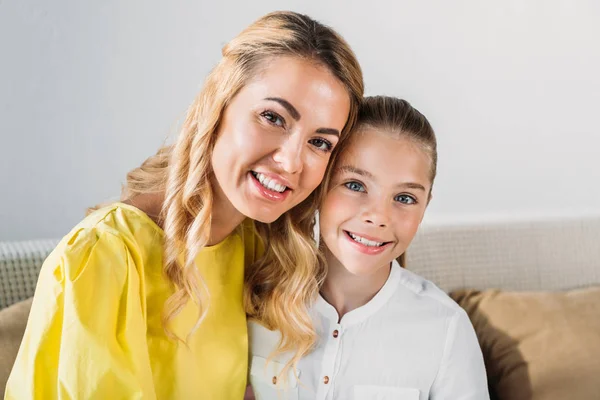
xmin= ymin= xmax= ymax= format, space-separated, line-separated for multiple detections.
xmin=5 ymin=203 xmax=263 ymax=400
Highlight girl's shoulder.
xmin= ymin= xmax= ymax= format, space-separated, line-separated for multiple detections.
xmin=394 ymin=262 xmax=464 ymax=316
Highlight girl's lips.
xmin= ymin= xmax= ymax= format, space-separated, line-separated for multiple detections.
xmin=345 ymin=230 xmax=388 ymax=243
xmin=343 ymin=230 xmax=393 ymax=255
xmin=248 ymin=171 xmax=291 ymax=202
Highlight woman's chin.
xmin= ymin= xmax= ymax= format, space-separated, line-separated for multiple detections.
xmin=241 ymin=207 xmax=284 ymax=224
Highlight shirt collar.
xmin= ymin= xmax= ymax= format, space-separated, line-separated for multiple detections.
xmin=315 ymin=259 xmax=402 ymax=327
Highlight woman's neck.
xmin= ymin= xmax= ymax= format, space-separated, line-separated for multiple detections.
xmin=209 ymin=174 xmax=246 ymax=245
xmin=123 ymin=192 xmax=165 ymax=226
xmin=124 ymin=178 xmax=246 ymax=246
xmin=320 ymin=248 xmax=391 ymax=321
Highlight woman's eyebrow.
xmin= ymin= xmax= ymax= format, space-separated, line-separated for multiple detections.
xmin=264 ymin=97 xmax=300 ymax=120
xmin=264 ymin=98 xmax=339 ymax=136
xmin=316 ymin=128 xmax=340 ymax=137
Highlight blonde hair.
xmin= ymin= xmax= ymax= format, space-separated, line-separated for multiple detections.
xmin=351 ymin=95 xmax=437 ymax=268
xmin=121 ymin=11 xmax=364 ymax=344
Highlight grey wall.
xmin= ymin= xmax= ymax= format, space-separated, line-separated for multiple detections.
xmin=1 ymin=0 xmax=599 ymax=240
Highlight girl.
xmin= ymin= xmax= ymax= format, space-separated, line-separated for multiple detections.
xmin=6 ymin=11 xmax=363 ymax=399
xmin=248 ymin=96 xmax=489 ymax=400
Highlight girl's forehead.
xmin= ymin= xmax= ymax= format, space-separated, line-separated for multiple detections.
xmin=341 ymin=128 xmax=422 ymax=162
xmin=335 ymin=129 xmax=432 ymax=186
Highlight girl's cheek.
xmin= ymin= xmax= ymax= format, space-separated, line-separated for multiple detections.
xmin=322 ymin=189 xmax=354 ymax=219
xmin=333 ymin=189 xmax=361 ymax=211
xmin=398 ymin=211 xmax=423 ymax=237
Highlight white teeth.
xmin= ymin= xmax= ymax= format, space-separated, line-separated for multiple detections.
xmin=348 ymin=232 xmax=384 ymax=247
xmin=253 ymin=172 xmax=287 ymax=193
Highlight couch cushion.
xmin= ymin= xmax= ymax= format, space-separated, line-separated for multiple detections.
xmin=451 ymin=287 xmax=600 ymax=400
xmin=407 ymin=217 xmax=600 ymax=292
xmin=0 ymin=297 xmax=32 ymax=395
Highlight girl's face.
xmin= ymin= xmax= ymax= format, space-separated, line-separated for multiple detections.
xmin=319 ymin=128 xmax=432 ymax=277
xmin=211 ymin=56 xmax=351 ymax=223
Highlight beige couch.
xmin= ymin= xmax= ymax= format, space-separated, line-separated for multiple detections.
xmin=2 ymin=217 xmax=599 ymax=398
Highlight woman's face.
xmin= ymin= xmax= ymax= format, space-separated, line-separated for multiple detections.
xmin=211 ymin=56 xmax=351 ymax=223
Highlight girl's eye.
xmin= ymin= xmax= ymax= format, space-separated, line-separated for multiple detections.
xmin=344 ymin=181 xmax=365 ymax=192
xmin=261 ymin=110 xmax=285 ymax=127
xmin=309 ymin=138 xmax=333 ymax=153
xmin=395 ymin=194 xmax=417 ymax=205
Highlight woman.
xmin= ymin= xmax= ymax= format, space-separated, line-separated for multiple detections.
xmin=6 ymin=11 xmax=363 ymax=399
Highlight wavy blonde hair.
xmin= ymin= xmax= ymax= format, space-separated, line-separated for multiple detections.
xmin=119 ymin=11 xmax=363 ymax=342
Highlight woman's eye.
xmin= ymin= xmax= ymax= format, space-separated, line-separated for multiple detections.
xmin=344 ymin=181 xmax=365 ymax=192
xmin=261 ymin=110 xmax=284 ymax=127
xmin=309 ymin=138 xmax=333 ymax=152
xmin=395 ymin=194 xmax=417 ymax=204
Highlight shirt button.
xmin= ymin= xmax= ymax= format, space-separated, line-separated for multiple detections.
xmin=333 ymin=329 xmax=339 ymax=338
xmin=272 ymin=376 xmax=277 ymax=385
xmin=324 ymin=376 xmax=330 ymax=384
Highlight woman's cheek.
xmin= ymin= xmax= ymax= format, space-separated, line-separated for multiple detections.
xmin=312 ymin=154 xmax=332 ymax=185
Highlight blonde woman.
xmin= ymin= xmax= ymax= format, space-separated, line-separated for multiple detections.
xmin=6 ymin=11 xmax=363 ymax=400
xmin=248 ymin=97 xmax=488 ymax=399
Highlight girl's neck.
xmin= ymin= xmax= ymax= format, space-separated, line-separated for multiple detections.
xmin=320 ymin=248 xmax=391 ymax=321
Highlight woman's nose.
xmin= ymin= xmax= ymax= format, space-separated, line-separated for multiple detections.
xmin=272 ymin=136 xmax=304 ymax=174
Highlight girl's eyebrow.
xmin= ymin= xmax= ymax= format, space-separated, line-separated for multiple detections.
xmin=338 ymin=165 xmax=427 ymax=191
xmin=337 ymin=165 xmax=374 ymax=178
xmin=400 ymin=182 xmax=427 ymax=192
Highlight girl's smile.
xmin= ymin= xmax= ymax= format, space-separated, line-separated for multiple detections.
xmin=343 ymin=230 xmax=394 ymax=255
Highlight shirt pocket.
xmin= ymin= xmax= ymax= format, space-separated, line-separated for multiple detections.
xmin=249 ymin=356 xmax=299 ymax=400
xmin=353 ymin=385 xmax=420 ymax=400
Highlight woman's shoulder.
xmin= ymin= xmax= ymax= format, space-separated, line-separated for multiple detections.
xmin=64 ymin=202 xmax=163 ymax=246
xmin=46 ymin=202 xmax=164 ymax=280
xmin=81 ymin=202 xmax=164 ymax=237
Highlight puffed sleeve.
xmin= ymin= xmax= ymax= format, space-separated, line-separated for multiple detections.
xmin=5 ymin=228 xmax=157 ymax=400
xmin=430 ymin=309 xmax=490 ymax=400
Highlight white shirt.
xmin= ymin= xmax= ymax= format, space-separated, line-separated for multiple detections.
xmin=248 ymin=261 xmax=489 ymax=400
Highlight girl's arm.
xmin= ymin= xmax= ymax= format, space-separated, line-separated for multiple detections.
xmin=430 ymin=309 xmax=490 ymax=399
xmin=244 ymin=385 xmax=256 ymax=400
xmin=5 ymin=229 xmax=156 ymax=399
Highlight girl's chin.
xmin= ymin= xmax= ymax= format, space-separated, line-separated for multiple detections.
xmin=339 ymin=262 xmax=387 ymax=278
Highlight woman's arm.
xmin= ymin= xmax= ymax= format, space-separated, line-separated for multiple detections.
xmin=5 ymin=229 xmax=156 ymax=399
